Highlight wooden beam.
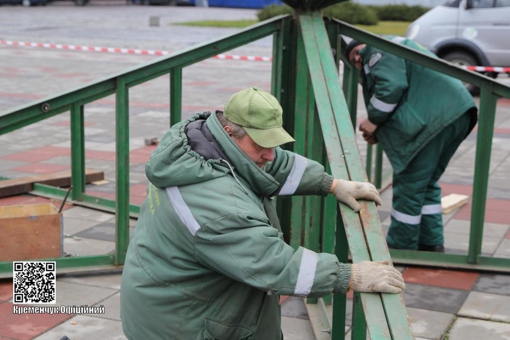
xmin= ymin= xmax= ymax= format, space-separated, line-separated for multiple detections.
xmin=0 ymin=169 xmax=104 ymax=198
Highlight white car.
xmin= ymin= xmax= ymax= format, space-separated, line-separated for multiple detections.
xmin=406 ymin=0 xmax=510 ymax=94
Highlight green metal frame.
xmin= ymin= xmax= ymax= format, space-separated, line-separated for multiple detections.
xmin=2 ymin=6 xmax=510 ymax=338
xmin=336 ymin=20 xmax=510 ymax=273
xmin=0 ymin=16 xmax=285 ymax=274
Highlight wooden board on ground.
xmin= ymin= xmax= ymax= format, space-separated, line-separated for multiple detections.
xmin=0 ymin=203 xmax=62 ymax=261
xmin=441 ymin=194 xmax=469 ymax=214
xmin=0 ymin=169 xmax=104 ymax=198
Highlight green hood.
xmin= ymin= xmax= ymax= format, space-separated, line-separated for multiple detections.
xmin=145 ymin=112 xmax=281 ymax=197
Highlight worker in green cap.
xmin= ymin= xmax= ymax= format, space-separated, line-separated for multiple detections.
xmin=120 ymin=87 xmax=405 ymax=340
xmin=345 ymin=37 xmax=478 ymax=252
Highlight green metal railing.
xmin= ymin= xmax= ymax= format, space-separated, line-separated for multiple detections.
xmin=0 ymin=16 xmax=285 ymax=272
xmin=0 ymin=11 xmax=415 ymax=338
xmin=336 ymin=20 xmax=510 ymax=272
xmin=2 ymin=4 xmax=509 ymax=338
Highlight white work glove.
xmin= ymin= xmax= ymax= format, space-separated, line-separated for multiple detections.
xmin=332 ymin=179 xmax=382 ymax=212
xmin=350 ymin=260 xmax=405 ymax=294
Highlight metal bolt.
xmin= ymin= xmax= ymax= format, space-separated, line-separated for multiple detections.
xmin=41 ymin=103 xmax=51 ymax=112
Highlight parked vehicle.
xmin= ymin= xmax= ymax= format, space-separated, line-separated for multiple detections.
xmin=406 ymin=0 xmax=510 ymax=94
xmin=131 ymin=0 xmax=191 ymax=5
xmin=0 ymin=0 xmax=47 ymax=6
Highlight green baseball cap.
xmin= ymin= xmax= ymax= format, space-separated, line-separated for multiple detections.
xmin=224 ymin=87 xmax=295 ymax=148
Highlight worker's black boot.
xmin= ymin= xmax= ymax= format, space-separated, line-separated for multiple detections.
xmin=418 ymin=244 xmax=445 ymax=252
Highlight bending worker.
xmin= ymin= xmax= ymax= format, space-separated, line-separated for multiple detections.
xmin=120 ymin=87 xmax=405 ymax=339
xmin=346 ymin=37 xmax=478 ymax=252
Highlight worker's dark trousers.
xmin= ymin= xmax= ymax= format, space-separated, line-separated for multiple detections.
xmin=386 ymin=111 xmax=472 ymax=250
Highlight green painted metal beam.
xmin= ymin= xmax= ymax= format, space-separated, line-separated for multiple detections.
xmin=299 ymin=12 xmax=414 ymax=339
xmin=29 ymin=183 xmax=140 ymax=216
xmin=115 ymin=77 xmax=131 ymax=266
xmin=122 ymin=16 xmax=285 ymax=86
xmin=0 ymin=255 xmax=116 ymax=275
xmin=170 ymin=67 xmax=183 ymax=127
xmin=468 ymin=82 xmax=497 ymax=264
xmin=0 ymin=16 xmax=286 ymax=136
xmin=298 ymin=13 xmax=392 ymax=339
xmin=335 ymin=20 xmax=510 ymax=99
xmin=0 ymin=80 xmax=116 ymax=136
xmin=390 ymin=249 xmax=510 ymax=273
xmin=70 ymin=103 xmax=86 ymax=201
xmin=286 ymin=24 xmax=311 ymax=250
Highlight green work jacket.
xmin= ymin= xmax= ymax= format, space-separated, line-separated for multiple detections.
xmin=120 ymin=112 xmax=351 ymax=340
xmin=360 ymin=36 xmax=477 ymax=174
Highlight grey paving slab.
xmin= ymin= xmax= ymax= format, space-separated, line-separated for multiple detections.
xmin=281 ymin=297 xmax=310 ymax=320
xmin=377 ymin=210 xmax=391 ymax=223
xmin=83 ymin=159 xmax=116 ymax=172
xmin=458 ymin=291 xmax=510 ymax=322
xmin=53 ymin=280 xmax=117 ymax=307
xmin=74 ymin=222 xmax=116 ymax=242
xmin=401 ymin=283 xmax=469 ymax=314
xmin=406 ymin=307 xmax=454 ymax=340
xmin=85 ymin=133 xmax=117 ymax=143
xmin=473 ymin=273 xmax=510 ymax=296
xmin=444 ymin=231 xmax=501 ymax=256
xmin=130 ymin=163 xmax=147 ymax=173
xmin=86 ymin=291 xmax=121 ymax=321
xmin=448 ymin=317 xmax=510 ymax=340
xmin=43 ymin=156 xmax=71 ymax=166
xmin=494 ymin=239 xmax=510 ymax=259
xmin=445 ymin=219 xmax=510 ymax=238
xmin=0 ymin=169 xmax=36 ymax=179
xmin=281 ymin=315 xmax=317 ymax=340
xmin=442 ymin=209 xmax=458 ymax=226
xmin=85 ymin=181 xmax=117 ymax=194
xmin=0 ymin=159 xmax=29 ymax=171
xmin=63 ymin=237 xmax=115 ymax=257
xmin=129 ymin=172 xmax=149 ymax=184
xmin=58 ymin=271 xmax=122 ymax=290
xmin=63 ymin=206 xmax=115 ymax=223
xmin=63 ymin=216 xmax=102 ymax=235
xmin=34 ymin=315 xmax=127 ymax=340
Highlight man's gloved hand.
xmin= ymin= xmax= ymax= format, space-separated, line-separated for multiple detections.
xmin=351 ymin=260 xmax=405 ymax=294
xmin=331 ymin=179 xmax=382 ymax=212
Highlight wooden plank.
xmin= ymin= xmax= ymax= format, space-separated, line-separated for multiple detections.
xmin=442 ymin=194 xmax=469 ymax=214
xmin=0 ymin=169 xmax=104 ymax=198
xmin=0 ymin=203 xmax=62 ymax=261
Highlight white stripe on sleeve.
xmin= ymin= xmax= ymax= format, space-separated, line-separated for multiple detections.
xmin=279 ymin=154 xmax=307 ymax=196
xmin=294 ymin=248 xmax=318 ymax=297
xmin=166 ymin=186 xmax=201 ymax=235
xmin=370 ymin=95 xmax=398 ymax=113
xmin=392 ymin=36 xmax=406 ymax=44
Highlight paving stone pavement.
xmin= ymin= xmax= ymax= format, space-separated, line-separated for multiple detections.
xmin=1 ymin=4 xmax=510 ymax=340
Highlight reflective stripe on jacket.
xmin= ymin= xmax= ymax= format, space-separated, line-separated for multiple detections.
xmin=120 ymin=112 xmax=350 ymax=340
xmin=360 ymin=36 xmax=477 ymax=174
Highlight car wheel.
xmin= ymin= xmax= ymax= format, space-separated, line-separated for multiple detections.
xmin=22 ymin=0 xmax=31 ymax=7
xmin=442 ymin=51 xmax=484 ymax=96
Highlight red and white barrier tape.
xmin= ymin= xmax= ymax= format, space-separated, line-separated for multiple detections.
xmin=2 ymin=40 xmax=509 ymax=71
xmin=462 ymin=65 xmax=510 ymax=73
xmin=0 ymin=39 xmax=272 ymax=62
